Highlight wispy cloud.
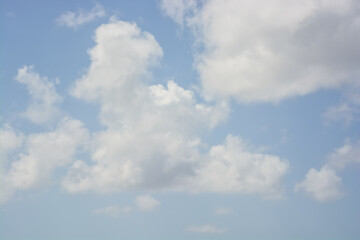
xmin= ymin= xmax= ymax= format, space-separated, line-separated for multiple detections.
xmin=56 ymin=3 xmax=105 ymax=29
xmin=159 ymin=0 xmax=196 ymax=25
xmin=323 ymin=103 xmax=355 ymax=126
xmin=186 ymin=224 xmax=225 ymax=233
xmin=93 ymin=205 xmax=132 ymax=217
xmin=6 ymin=12 xmax=15 ymax=18
xmin=323 ymin=85 xmax=360 ymax=126
xmin=214 ymin=207 xmax=232 ymax=215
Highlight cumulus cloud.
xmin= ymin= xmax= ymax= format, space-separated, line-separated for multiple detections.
xmin=93 ymin=205 xmax=131 ymax=217
xmin=0 ymin=17 xmax=289 ymax=204
xmin=295 ymin=167 xmax=343 ymax=202
xmin=135 ymin=195 xmax=160 ymax=211
xmin=190 ymin=135 xmax=288 ymax=198
xmin=186 ymin=224 xmax=225 ymax=233
xmin=15 ymin=66 xmax=62 ymax=125
xmin=64 ymin=19 xmax=225 ymax=193
xmin=62 ymin=19 xmax=288 ymax=198
xmin=161 ymin=0 xmax=360 ymax=102
xmin=296 ymin=139 xmax=360 ymax=202
xmin=56 ymin=3 xmax=105 ymax=29
xmin=1 ymin=117 xmax=89 ymax=203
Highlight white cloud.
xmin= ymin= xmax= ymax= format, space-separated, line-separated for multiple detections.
xmin=15 ymin=66 xmax=62 ymax=125
xmin=296 ymin=139 xmax=360 ymax=202
xmin=326 ymin=139 xmax=360 ymax=170
xmin=186 ymin=224 xmax=225 ymax=233
xmin=2 ymin=117 xmax=89 ymax=203
xmin=161 ymin=0 xmax=360 ymax=102
xmin=295 ymin=167 xmax=343 ymax=202
xmin=0 ymin=125 xmax=24 ymax=204
xmin=190 ymin=135 xmax=288 ymax=198
xmin=61 ymin=18 xmax=290 ymax=197
xmin=62 ymin=19 xmax=288 ymax=198
xmin=0 ymin=124 xmax=24 ymax=160
xmin=93 ymin=205 xmax=131 ymax=217
xmin=135 ymin=195 xmax=160 ymax=211
xmin=324 ymin=85 xmax=360 ymax=125
xmin=70 ymin=18 xmax=163 ymax=105
xmin=214 ymin=207 xmax=232 ymax=215
xmin=159 ymin=0 xmax=196 ymax=25
xmin=323 ymin=103 xmax=356 ymax=125
xmin=56 ymin=3 xmax=105 ymax=29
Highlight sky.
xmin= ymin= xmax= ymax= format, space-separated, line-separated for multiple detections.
xmin=1 ymin=0 xmax=360 ymax=239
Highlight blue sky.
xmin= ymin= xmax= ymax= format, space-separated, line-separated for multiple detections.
xmin=1 ymin=0 xmax=360 ymax=239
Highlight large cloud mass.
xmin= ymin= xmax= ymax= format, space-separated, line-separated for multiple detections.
xmin=161 ymin=0 xmax=360 ymax=102
xmin=62 ymin=19 xmax=288 ymax=198
xmin=1 ymin=18 xmax=289 ymax=204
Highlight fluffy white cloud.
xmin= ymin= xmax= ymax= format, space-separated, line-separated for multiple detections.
xmin=296 ymin=139 xmax=360 ymax=202
xmin=56 ymin=3 xmax=105 ymax=29
xmin=135 ymin=195 xmax=160 ymax=211
xmin=186 ymin=224 xmax=225 ymax=233
xmin=2 ymin=117 xmax=89 ymax=203
xmin=62 ymin=19 xmax=288 ymax=197
xmin=70 ymin=18 xmax=163 ymax=109
xmin=190 ymin=135 xmax=289 ymax=198
xmin=0 ymin=124 xmax=24 ymax=160
xmin=93 ymin=205 xmax=132 ymax=217
xmin=15 ymin=66 xmax=62 ymax=125
xmin=63 ymin=19 xmax=287 ymax=196
xmin=161 ymin=0 xmax=360 ymax=102
xmin=295 ymin=167 xmax=342 ymax=202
